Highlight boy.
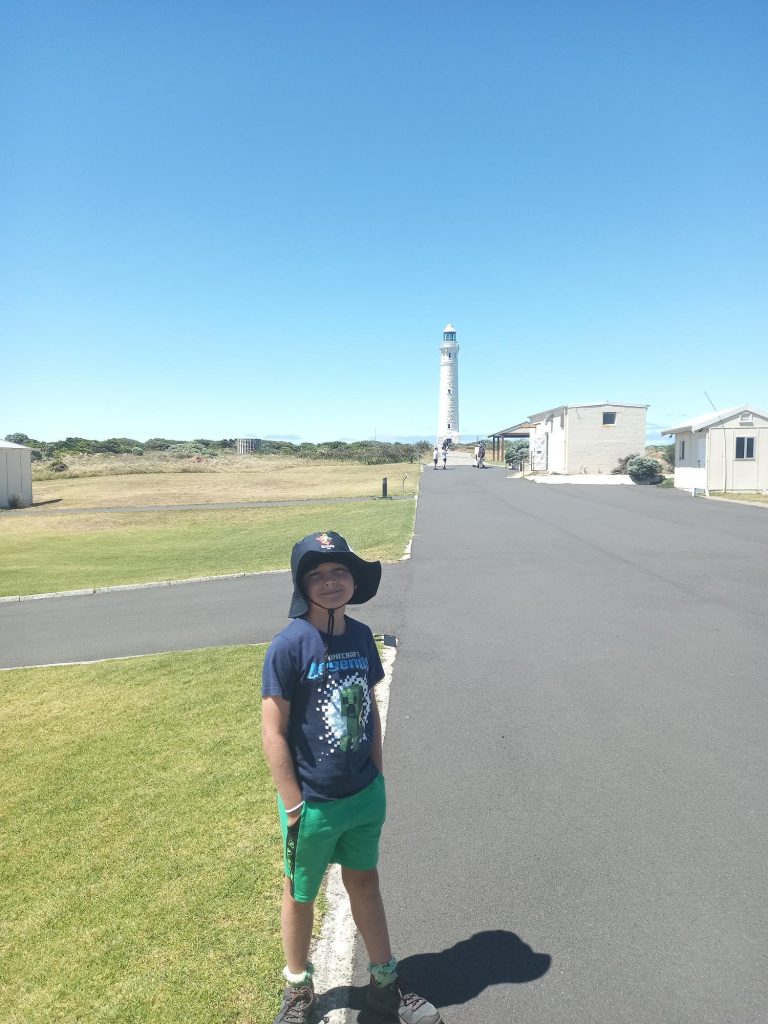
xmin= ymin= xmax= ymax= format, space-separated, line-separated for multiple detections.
xmin=262 ymin=531 xmax=442 ymax=1024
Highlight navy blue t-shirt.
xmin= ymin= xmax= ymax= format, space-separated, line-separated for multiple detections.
xmin=261 ymin=616 xmax=385 ymax=802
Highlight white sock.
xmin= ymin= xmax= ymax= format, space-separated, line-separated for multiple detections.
xmin=283 ymin=962 xmax=313 ymax=986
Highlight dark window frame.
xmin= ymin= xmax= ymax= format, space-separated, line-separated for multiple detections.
xmin=735 ymin=436 xmax=755 ymax=460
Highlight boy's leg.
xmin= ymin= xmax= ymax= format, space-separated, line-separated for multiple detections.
xmin=342 ymin=866 xmax=442 ymax=1024
xmin=273 ymin=880 xmax=317 ymax=1024
xmin=281 ymin=876 xmax=315 ymax=975
xmin=341 ymin=866 xmax=392 ymax=965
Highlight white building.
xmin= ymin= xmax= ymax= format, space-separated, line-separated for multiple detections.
xmin=437 ymin=323 xmax=460 ymax=445
xmin=527 ymin=402 xmax=648 ymax=474
xmin=0 ymin=439 xmax=33 ymax=508
xmin=662 ymin=405 xmax=768 ymax=493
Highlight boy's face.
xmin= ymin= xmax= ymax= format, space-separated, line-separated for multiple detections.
xmin=302 ymin=560 xmax=356 ymax=610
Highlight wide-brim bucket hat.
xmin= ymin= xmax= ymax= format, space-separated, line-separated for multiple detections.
xmin=288 ymin=531 xmax=382 ymax=618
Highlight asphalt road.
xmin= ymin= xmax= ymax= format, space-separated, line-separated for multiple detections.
xmin=3 ymin=466 xmax=767 ymax=1023
xmin=0 ymin=564 xmax=408 ymax=669
xmin=342 ymin=468 xmax=768 ymax=1024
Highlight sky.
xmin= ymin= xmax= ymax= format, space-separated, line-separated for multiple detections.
xmin=2 ymin=0 xmax=767 ymax=445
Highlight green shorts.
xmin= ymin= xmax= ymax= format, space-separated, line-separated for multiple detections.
xmin=278 ymin=774 xmax=387 ymax=903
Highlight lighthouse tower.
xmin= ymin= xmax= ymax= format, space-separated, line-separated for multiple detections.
xmin=437 ymin=323 xmax=460 ymax=446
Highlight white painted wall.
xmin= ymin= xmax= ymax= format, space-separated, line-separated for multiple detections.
xmin=674 ymin=466 xmax=707 ymax=491
xmin=437 ymin=340 xmax=460 ymax=443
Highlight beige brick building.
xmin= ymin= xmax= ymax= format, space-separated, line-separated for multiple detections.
xmin=527 ymin=403 xmax=648 ymax=475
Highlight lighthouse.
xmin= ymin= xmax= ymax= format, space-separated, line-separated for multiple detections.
xmin=437 ymin=323 xmax=460 ymax=446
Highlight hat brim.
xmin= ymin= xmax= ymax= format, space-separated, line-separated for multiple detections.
xmin=288 ymin=550 xmax=382 ymax=618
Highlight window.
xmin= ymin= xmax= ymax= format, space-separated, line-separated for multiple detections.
xmin=735 ymin=436 xmax=755 ymax=459
xmin=679 ymin=439 xmax=686 ymax=460
xmin=602 ymin=411 xmax=616 ymax=425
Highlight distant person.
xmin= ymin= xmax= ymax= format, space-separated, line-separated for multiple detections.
xmin=442 ymin=447 xmax=447 ymax=469
xmin=473 ymin=442 xmax=480 ymax=468
xmin=261 ymin=532 xmax=443 ymax=1024
xmin=478 ymin=442 xmax=486 ymax=469
xmin=433 ymin=445 xmax=439 ymax=470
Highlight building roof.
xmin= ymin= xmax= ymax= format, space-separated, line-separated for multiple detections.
xmin=661 ymin=404 xmax=768 ymax=435
xmin=443 ymin=323 xmax=456 ymax=333
xmin=527 ymin=402 xmax=648 ymax=420
xmin=0 ymin=440 xmax=31 ymax=450
xmin=490 ymin=422 xmax=534 ymax=438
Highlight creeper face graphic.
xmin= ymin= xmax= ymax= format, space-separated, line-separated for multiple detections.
xmin=338 ymin=684 xmax=362 ymax=751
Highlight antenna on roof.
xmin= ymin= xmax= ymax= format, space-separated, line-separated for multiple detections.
xmin=704 ymin=391 xmax=729 ymax=492
xmin=704 ymin=391 xmax=718 ymax=414
xmin=704 ymin=391 xmax=729 ymax=428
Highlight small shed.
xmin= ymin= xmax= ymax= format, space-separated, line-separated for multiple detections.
xmin=0 ymin=440 xmax=33 ymax=508
xmin=661 ymin=404 xmax=768 ymax=493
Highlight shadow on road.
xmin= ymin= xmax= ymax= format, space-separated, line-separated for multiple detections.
xmin=317 ymin=929 xmax=551 ymax=1019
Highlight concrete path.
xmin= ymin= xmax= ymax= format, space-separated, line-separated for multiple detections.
xmin=3 ymin=463 xmax=767 ymax=1023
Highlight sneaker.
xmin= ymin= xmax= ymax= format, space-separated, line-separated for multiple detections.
xmin=273 ymin=981 xmax=318 ymax=1024
xmin=367 ymin=976 xmax=443 ymax=1024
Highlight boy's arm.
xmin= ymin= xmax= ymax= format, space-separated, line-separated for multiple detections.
xmin=370 ymin=689 xmax=383 ymax=774
xmin=262 ymin=695 xmax=304 ymax=825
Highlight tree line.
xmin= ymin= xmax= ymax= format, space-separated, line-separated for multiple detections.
xmin=4 ymin=433 xmax=432 ymax=465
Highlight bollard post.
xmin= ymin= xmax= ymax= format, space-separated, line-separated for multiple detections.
xmin=382 ymin=476 xmax=388 ymax=498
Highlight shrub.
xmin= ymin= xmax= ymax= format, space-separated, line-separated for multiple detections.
xmin=612 ymin=452 xmax=640 ymax=474
xmin=627 ymin=456 xmax=663 ymax=483
xmin=650 ymin=443 xmax=675 ymax=470
xmin=49 ymin=460 xmax=68 ymax=472
xmin=505 ymin=440 xmax=529 ymax=468
xmin=168 ymin=443 xmax=206 ymax=458
xmin=8 ymin=493 xmax=26 ymax=508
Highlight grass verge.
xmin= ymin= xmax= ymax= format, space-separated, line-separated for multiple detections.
xmin=708 ymin=491 xmax=768 ymax=504
xmin=1 ymin=646 xmax=288 ymax=1024
xmin=0 ymin=499 xmax=416 ymax=596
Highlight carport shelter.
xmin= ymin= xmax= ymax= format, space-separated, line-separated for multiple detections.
xmin=489 ymin=423 xmax=533 ymax=463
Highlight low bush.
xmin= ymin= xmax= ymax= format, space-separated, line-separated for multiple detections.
xmin=612 ymin=452 xmax=640 ymax=474
xmin=627 ymin=456 xmax=663 ymax=483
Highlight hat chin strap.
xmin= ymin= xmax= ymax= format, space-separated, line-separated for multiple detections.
xmin=307 ymin=589 xmax=356 ymax=682
xmin=307 ymin=601 xmax=341 ymax=683
xmin=307 ymin=597 xmax=348 ymax=639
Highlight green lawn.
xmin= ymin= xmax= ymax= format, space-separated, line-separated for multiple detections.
xmin=0 ymin=499 xmax=416 ymax=596
xmin=708 ymin=491 xmax=768 ymax=504
xmin=1 ymin=646 xmax=289 ymax=1024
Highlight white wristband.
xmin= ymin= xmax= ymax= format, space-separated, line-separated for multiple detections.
xmin=285 ymin=801 xmax=305 ymax=814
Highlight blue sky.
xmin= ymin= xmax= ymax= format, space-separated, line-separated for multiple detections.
xmin=3 ymin=0 xmax=766 ymax=444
